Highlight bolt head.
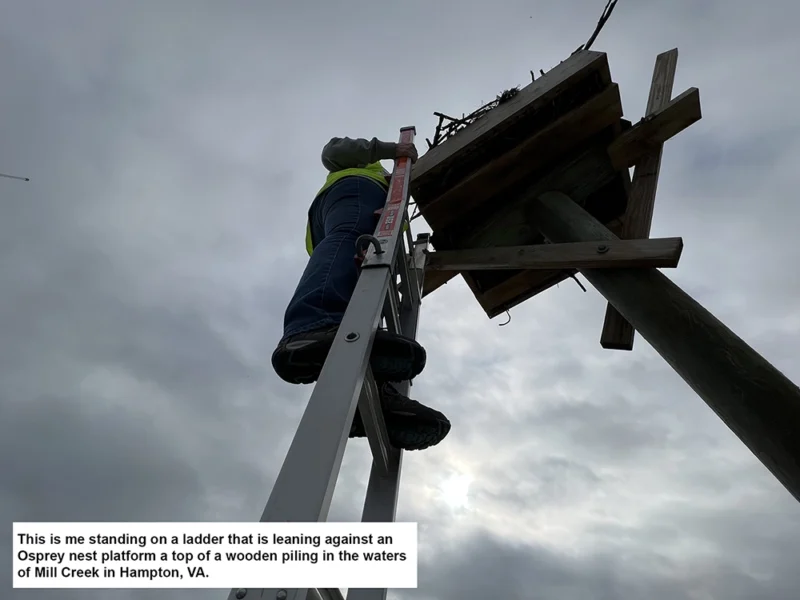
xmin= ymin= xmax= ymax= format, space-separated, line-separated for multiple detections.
xmin=235 ymin=589 xmax=247 ymax=599
xmin=276 ymin=591 xmax=288 ymax=600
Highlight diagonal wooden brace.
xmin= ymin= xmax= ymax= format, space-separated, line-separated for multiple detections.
xmin=424 ymin=237 xmax=683 ymax=271
xmin=607 ymin=87 xmax=701 ymax=170
xmin=600 ymin=48 xmax=682 ymax=351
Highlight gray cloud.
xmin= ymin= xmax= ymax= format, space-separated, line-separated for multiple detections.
xmin=1 ymin=0 xmax=799 ymax=599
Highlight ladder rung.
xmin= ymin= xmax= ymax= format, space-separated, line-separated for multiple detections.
xmin=358 ymin=370 xmax=396 ymax=477
xmin=381 ymin=274 xmax=402 ymax=334
xmin=408 ymin=234 xmax=429 ymax=297
xmin=402 ymin=236 xmax=426 ymax=303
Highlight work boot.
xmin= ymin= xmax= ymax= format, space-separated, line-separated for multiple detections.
xmin=349 ymin=382 xmax=450 ymax=451
xmin=271 ymin=326 xmax=426 ymax=385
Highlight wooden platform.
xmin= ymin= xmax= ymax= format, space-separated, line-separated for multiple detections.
xmin=409 ymin=49 xmax=700 ymax=319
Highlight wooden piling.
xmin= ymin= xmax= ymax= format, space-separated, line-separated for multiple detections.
xmin=530 ymin=191 xmax=800 ymax=503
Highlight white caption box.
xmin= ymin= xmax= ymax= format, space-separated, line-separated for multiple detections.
xmin=13 ymin=522 xmax=417 ymax=589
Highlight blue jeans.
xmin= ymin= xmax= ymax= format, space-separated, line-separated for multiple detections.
xmin=282 ymin=176 xmax=388 ymax=339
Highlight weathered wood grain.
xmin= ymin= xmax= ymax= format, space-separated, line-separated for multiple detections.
xmin=425 ymin=237 xmax=683 ymax=271
xmin=601 ymin=48 xmax=679 ymax=350
xmin=608 ymin=87 xmax=701 ymax=170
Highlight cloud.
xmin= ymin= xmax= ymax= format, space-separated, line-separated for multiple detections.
xmin=1 ymin=0 xmax=799 ymax=599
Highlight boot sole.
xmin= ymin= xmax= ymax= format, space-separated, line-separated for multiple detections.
xmin=349 ymin=412 xmax=451 ymax=452
xmin=386 ymin=413 xmax=451 ymax=451
xmin=272 ymin=333 xmax=426 ymax=385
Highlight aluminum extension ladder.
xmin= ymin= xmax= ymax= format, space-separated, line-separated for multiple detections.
xmin=227 ymin=127 xmax=428 ymax=600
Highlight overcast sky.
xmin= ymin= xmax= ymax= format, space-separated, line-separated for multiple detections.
xmin=2 ymin=0 xmax=799 ymax=599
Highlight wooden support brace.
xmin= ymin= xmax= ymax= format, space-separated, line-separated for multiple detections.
xmin=424 ymin=237 xmax=683 ymax=271
xmin=608 ymin=87 xmax=701 ymax=170
xmin=600 ymin=48 xmax=679 ymax=351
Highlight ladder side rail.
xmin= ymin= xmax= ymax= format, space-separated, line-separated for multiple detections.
xmin=358 ymin=127 xmax=419 ymax=479
xmin=309 ymin=588 xmax=346 ymax=600
xmin=227 ymin=128 xmax=417 ymax=600
xmin=348 ymin=233 xmax=430 ymax=600
xmin=359 ymin=127 xmax=417 ymax=273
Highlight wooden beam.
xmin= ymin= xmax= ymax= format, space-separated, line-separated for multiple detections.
xmin=411 ymin=50 xmax=611 ymax=189
xmin=422 ymin=269 xmax=458 ymax=297
xmin=425 ymin=237 xmax=683 ymax=271
xmin=600 ymin=48 xmax=679 ymax=351
xmin=420 ymin=83 xmax=623 ymax=230
xmin=481 ymin=268 xmax=570 ymax=316
xmin=530 ymin=190 xmax=800 ymax=505
xmin=608 ymin=87 xmax=701 ymax=170
xmin=478 ymin=217 xmax=623 ymax=318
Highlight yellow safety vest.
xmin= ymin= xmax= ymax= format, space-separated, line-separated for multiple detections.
xmin=305 ymin=162 xmax=390 ymax=256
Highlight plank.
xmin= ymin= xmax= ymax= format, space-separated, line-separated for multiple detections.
xmin=477 ymin=217 xmax=624 ymax=317
xmin=420 ymin=83 xmax=623 ymax=230
xmin=410 ymin=51 xmax=611 ymax=189
xmin=608 ymin=87 xmax=701 ymax=170
xmin=481 ymin=269 xmax=574 ymax=316
xmin=422 ymin=269 xmax=458 ymax=297
xmin=600 ymin=48 xmax=679 ymax=351
xmin=425 ymin=237 xmax=683 ymax=271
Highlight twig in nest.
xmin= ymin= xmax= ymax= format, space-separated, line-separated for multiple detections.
xmin=496 ymin=87 xmax=520 ymax=103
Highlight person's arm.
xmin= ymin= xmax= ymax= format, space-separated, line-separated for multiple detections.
xmin=321 ymin=137 xmax=398 ymax=172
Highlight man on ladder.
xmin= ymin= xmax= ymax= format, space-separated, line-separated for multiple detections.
xmin=271 ymin=135 xmax=451 ymax=451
